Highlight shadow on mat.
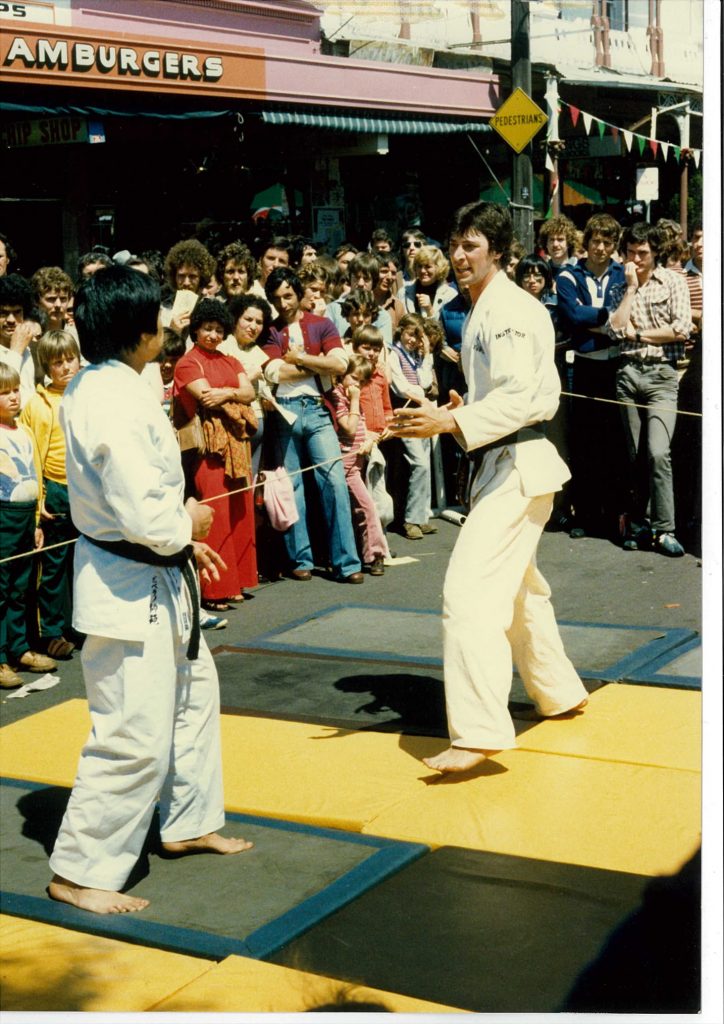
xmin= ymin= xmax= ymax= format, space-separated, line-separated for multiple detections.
xmin=15 ymin=786 xmax=154 ymax=891
xmin=333 ymin=673 xmax=446 ymax=734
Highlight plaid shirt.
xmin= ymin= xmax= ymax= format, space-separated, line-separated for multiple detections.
xmin=617 ymin=266 xmax=692 ymax=364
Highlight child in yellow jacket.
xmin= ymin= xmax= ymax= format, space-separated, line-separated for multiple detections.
xmin=19 ymin=329 xmax=81 ymax=661
xmin=0 ymin=363 xmax=52 ymax=686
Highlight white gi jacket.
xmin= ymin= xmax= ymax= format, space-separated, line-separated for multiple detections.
xmin=61 ymin=360 xmax=193 ymax=643
xmin=452 ymin=270 xmax=570 ymax=500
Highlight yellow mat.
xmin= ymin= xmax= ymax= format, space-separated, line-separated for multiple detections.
xmin=516 ymin=682 xmax=701 ymax=772
xmin=0 ymin=914 xmax=213 ymax=1012
xmin=1 ymin=696 xmax=700 ymax=875
xmin=361 ymin=741 xmax=701 ymax=877
xmin=149 ymin=953 xmax=467 ymax=1013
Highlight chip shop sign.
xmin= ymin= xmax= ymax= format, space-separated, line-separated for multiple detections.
xmin=0 ymin=26 xmax=265 ymax=97
xmin=1 ymin=116 xmax=102 ymax=148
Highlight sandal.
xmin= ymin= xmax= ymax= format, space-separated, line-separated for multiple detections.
xmin=227 ymin=594 xmax=245 ymax=603
xmin=46 ymin=637 xmax=75 ymax=659
xmin=202 ymin=600 xmax=232 ymax=612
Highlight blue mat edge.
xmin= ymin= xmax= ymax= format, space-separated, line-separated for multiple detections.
xmin=618 ymin=636 xmax=702 ymax=690
xmin=233 ymin=609 xmax=698 ymax=683
xmin=1 ymin=777 xmax=429 ymax=963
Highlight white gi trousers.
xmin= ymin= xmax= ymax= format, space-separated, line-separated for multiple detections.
xmin=443 ymin=453 xmax=587 ymax=751
xmin=50 ymin=574 xmax=225 ymax=891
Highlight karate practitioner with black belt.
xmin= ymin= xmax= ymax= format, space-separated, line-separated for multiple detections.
xmin=48 ymin=266 xmax=252 ymax=914
xmin=391 ymin=202 xmax=588 ymax=773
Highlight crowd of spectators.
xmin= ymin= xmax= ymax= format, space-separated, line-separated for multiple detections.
xmin=0 ymin=211 xmax=703 ymax=688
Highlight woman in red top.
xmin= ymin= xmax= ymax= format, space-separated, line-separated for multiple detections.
xmin=174 ymin=299 xmax=257 ymax=611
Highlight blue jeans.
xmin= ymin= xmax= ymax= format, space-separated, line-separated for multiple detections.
xmin=271 ymin=397 xmax=361 ymax=577
xmin=400 ymin=436 xmax=432 ymax=524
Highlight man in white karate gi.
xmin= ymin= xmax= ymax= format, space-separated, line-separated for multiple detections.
xmin=48 ymin=265 xmax=251 ymax=914
xmin=391 ymin=202 xmax=588 ymax=773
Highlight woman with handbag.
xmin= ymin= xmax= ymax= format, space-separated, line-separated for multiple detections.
xmin=174 ymin=299 xmax=258 ymax=611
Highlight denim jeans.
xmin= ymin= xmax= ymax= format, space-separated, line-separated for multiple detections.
xmin=615 ymin=361 xmax=678 ymax=533
xmin=271 ymin=397 xmax=361 ymax=576
xmin=400 ymin=436 xmax=432 ymax=524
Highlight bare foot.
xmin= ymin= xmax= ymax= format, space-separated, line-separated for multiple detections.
xmin=161 ymin=832 xmax=253 ymax=856
xmin=422 ymin=746 xmax=500 ymax=773
xmin=513 ymin=697 xmax=588 ymax=722
xmin=48 ymin=874 xmax=149 ymax=914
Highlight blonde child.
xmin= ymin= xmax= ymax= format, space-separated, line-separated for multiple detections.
xmin=0 ymin=363 xmax=54 ymax=686
xmin=329 ymin=354 xmax=389 ymax=575
xmin=388 ymin=314 xmax=436 ymax=539
xmin=20 ymin=329 xmax=81 ymax=659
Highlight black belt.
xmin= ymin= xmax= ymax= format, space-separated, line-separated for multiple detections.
xmin=82 ymin=535 xmax=200 ymax=660
xmin=470 ymin=423 xmax=547 ymax=474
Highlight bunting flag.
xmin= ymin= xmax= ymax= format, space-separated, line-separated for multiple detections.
xmin=558 ymin=100 xmax=701 ymax=166
xmin=545 ymin=148 xmax=556 ymax=172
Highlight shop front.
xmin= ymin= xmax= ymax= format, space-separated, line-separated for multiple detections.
xmin=1 ymin=0 xmax=500 ymax=274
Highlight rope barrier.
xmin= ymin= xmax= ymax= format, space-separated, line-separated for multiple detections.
xmin=561 ymin=390 xmax=702 ymax=418
xmin=0 ymin=389 xmax=703 ymax=567
xmin=0 ymin=448 xmax=352 ymax=566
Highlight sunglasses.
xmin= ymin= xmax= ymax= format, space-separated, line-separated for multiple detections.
xmin=404 ymin=241 xmax=423 ymax=249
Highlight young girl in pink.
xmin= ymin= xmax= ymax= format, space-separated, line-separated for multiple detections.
xmin=329 ymin=354 xmax=389 ymax=576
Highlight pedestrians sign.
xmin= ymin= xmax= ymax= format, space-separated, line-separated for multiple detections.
xmin=489 ymin=88 xmax=548 ymax=153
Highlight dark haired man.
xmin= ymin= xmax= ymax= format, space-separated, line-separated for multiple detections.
xmin=607 ymin=222 xmax=692 ymax=556
xmin=249 ymin=237 xmax=290 ymax=298
xmin=77 ymin=251 xmax=113 ymax=280
xmin=556 ymin=213 xmax=627 ymax=538
xmin=391 ymin=202 xmax=587 ymax=774
xmin=0 ymin=273 xmax=39 ymax=408
xmin=262 ymin=267 xmax=363 ymax=583
xmin=48 ymin=265 xmax=252 ymax=916
xmin=325 ymin=252 xmax=393 ymax=344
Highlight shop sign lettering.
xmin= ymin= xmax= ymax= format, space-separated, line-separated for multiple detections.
xmin=1 ymin=116 xmax=91 ymax=148
xmin=2 ymin=36 xmax=224 ymax=81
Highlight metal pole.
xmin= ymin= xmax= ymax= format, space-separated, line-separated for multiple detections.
xmin=545 ymin=75 xmax=561 ymax=218
xmin=511 ymin=0 xmax=534 ymax=251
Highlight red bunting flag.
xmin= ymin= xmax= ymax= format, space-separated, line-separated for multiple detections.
xmin=569 ymin=105 xmax=580 ymax=128
xmin=649 ymin=139 xmax=659 ymax=158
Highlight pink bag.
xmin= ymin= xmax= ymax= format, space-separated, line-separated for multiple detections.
xmin=258 ymin=467 xmax=299 ymax=531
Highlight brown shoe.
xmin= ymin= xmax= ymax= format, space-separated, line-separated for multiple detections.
xmin=341 ymin=571 xmax=365 ymax=584
xmin=0 ymin=663 xmax=23 ymax=689
xmin=403 ymin=523 xmax=423 ymax=540
xmin=368 ymin=558 xmax=385 ymax=576
xmin=290 ymin=568 xmax=312 ymax=581
xmin=15 ymin=651 xmax=58 ymax=673
xmin=418 ymin=521 xmax=438 ymax=534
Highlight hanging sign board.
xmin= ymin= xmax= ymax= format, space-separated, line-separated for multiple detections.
xmin=489 ymin=87 xmax=548 ymax=153
xmin=636 ymin=166 xmax=659 ymax=202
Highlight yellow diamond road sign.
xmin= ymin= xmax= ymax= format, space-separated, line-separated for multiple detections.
xmin=489 ymin=87 xmax=548 ymax=154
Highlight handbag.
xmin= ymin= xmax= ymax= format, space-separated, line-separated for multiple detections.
xmin=257 ymin=467 xmax=299 ymax=531
xmin=174 ymin=411 xmax=206 ymax=455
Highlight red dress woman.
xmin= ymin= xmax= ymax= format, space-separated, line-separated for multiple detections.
xmin=174 ymin=298 xmax=257 ymax=611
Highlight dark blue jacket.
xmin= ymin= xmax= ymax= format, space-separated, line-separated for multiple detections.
xmin=556 ymin=260 xmax=626 ymax=353
xmin=439 ymin=292 xmax=470 ymax=352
